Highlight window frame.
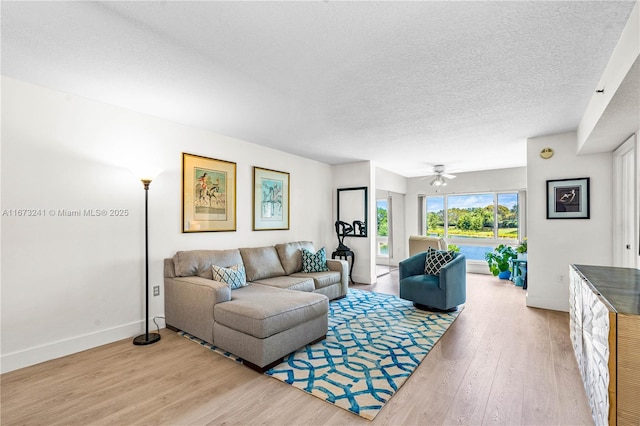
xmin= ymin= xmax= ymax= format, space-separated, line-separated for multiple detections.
xmin=421 ymin=190 xmax=526 ymax=252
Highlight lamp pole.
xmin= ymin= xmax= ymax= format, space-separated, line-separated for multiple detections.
xmin=133 ymin=178 xmax=161 ymax=345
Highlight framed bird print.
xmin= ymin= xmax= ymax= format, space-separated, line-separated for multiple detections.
xmin=546 ymin=177 xmax=590 ymax=219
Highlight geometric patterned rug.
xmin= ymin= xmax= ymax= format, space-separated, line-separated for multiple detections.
xmin=179 ymin=289 xmax=462 ymax=421
xmin=265 ymin=289 xmax=462 ymax=420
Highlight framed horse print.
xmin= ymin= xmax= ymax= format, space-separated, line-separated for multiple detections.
xmin=182 ymin=153 xmax=236 ymax=232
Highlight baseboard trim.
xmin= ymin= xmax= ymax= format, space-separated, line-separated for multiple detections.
xmin=1 ymin=321 xmax=158 ymax=373
xmin=525 ymin=295 xmax=568 ymax=312
xmin=466 ymin=261 xmax=491 ymax=275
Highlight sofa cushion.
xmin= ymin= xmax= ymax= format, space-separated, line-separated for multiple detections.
xmin=212 ymin=264 xmax=247 ymax=289
xmin=252 ymin=276 xmax=315 ymax=292
xmin=424 ymin=248 xmax=455 ymax=275
xmin=275 ymin=241 xmax=315 ymax=275
xmin=290 ymin=271 xmax=341 ymax=290
xmin=239 ymin=246 xmax=286 ymax=282
xmin=302 ymin=247 xmax=330 ymax=273
xmin=174 ymin=249 xmax=244 ymax=279
xmin=214 ymin=284 xmax=328 ymax=339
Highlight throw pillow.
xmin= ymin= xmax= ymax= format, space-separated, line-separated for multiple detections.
xmin=212 ymin=264 xmax=247 ymax=289
xmin=301 ymin=247 xmax=330 ymax=273
xmin=424 ymin=248 xmax=455 ymax=275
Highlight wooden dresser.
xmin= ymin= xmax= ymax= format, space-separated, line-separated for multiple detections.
xmin=569 ymin=265 xmax=640 ymax=426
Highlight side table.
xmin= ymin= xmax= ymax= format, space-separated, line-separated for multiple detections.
xmin=332 ymin=249 xmax=355 ymax=284
xmin=511 ymin=259 xmax=527 ymax=289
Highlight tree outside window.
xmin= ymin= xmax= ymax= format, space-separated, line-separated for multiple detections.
xmin=426 ymin=192 xmax=519 ymax=242
xmin=426 ymin=196 xmax=444 ymax=237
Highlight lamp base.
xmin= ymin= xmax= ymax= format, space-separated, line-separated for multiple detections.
xmin=133 ymin=332 xmax=161 ymax=346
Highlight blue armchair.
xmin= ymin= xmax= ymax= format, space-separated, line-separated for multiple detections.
xmin=399 ymin=251 xmax=466 ymax=311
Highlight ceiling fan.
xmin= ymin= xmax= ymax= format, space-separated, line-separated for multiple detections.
xmin=421 ymin=165 xmax=456 ymax=187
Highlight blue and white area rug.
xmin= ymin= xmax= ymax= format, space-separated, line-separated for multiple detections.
xmin=179 ymin=289 xmax=462 ymax=420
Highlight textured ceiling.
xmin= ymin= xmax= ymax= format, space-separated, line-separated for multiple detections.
xmin=1 ymin=1 xmax=636 ymax=177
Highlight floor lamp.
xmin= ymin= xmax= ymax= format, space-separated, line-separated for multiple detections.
xmin=133 ymin=169 xmax=163 ymax=346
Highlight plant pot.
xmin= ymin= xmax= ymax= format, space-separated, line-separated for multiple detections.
xmin=498 ymin=270 xmax=511 ymax=280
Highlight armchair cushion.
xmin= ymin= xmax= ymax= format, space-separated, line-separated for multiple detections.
xmin=424 ymin=248 xmax=455 ymax=275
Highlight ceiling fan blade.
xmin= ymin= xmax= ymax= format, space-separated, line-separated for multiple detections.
xmin=442 ymin=173 xmax=456 ymax=179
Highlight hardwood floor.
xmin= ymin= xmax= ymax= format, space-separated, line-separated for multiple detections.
xmin=1 ymin=272 xmax=593 ymax=426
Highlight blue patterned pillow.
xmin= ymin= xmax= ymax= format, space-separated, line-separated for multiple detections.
xmin=301 ymin=247 xmax=330 ymax=273
xmin=424 ymin=248 xmax=455 ymax=275
xmin=212 ymin=264 xmax=247 ymax=289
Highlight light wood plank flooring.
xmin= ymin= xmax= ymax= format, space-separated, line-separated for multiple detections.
xmin=1 ymin=272 xmax=593 ymax=425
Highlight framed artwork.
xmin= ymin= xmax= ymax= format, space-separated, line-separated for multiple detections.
xmin=546 ymin=177 xmax=590 ymax=219
xmin=182 ymin=153 xmax=236 ymax=232
xmin=253 ymin=167 xmax=290 ymax=230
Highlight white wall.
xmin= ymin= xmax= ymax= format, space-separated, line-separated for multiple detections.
xmin=0 ymin=77 xmax=335 ymax=372
xmin=333 ymin=162 xmax=375 ymax=284
xmin=526 ymin=132 xmax=613 ymax=312
xmin=375 ymin=166 xmax=407 ymax=195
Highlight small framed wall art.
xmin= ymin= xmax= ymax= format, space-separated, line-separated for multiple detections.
xmin=253 ymin=166 xmax=290 ymax=230
xmin=546 ymin=177 xmax=590 ymax=219
xmin=182 ymin=153 xmax=236 ymax=232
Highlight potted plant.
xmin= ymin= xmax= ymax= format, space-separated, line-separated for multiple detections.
xmin=516 ymin=238 xmax=527 ymax=260
xmin=485 ymin=244 xmax=517 ymax=279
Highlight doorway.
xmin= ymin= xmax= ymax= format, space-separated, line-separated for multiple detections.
xmin=376 ymin=191 xmax=405 ymax=277
xmin=613 ymin=134 xmax=639 ymax=268
xmin=376 ymin=196 xmax=392 ymax=277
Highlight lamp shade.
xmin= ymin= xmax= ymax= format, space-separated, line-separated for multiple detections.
xmin=129 ymin=166 xmax=164 ymax=182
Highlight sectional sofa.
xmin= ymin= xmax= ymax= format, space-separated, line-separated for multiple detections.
xmin=164 ymin=241 xmax=348 ymax=371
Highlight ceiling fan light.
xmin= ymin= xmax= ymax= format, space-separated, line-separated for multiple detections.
xmin=430 ymin=176 xmax=446 ymax=187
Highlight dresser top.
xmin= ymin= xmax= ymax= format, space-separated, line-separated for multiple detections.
xmin=573 ymin=265 xmax=640 ymax=315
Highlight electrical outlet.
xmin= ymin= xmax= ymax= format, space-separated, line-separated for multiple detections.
xmin=558 ymin=274 xmax=565 ymax=282
xmin=153 ymin=285 xmax=160 ymax=296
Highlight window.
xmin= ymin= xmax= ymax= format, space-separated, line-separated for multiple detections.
xmin=423 ymin=191 xmax=524 ymax=261
xmin=426 ymin=196 xmax=444 ymax=237
xmin=497 ymin=193 xmax=518 ymax=239
xmin=376 ymin=199 xmax=389 ymax=256
xmin=447 ymin=193 xmax=494 ymax=239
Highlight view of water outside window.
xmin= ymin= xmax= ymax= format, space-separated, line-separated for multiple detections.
xmin=425 ymin=193 xmax=519 ymax=260
xmin=377 ymin=199 xmax=388 ymax=256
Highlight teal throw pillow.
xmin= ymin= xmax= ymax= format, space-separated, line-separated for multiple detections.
xmin=212 ymin=264 xmax=247 ymax=289
xmin=301 ymin=247 xmax=330 ymax=273
xmin=424 ymin=247 xmax=455 ymax=275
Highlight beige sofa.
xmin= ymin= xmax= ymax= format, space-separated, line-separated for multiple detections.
xmin=164 ymin=241 xmax=348 ymax=371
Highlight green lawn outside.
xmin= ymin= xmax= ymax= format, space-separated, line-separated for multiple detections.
xmin=427 ymin=226 xmax=518 ymax=240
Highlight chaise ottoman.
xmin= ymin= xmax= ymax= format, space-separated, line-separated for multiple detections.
xmin=213 ymin=284 xmax=329 ymax=372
